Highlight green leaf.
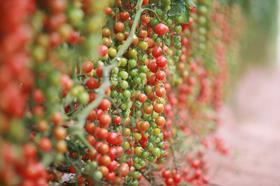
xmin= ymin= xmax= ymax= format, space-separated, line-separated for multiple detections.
xmin=168 ymin=0 xmax=189 ymax=23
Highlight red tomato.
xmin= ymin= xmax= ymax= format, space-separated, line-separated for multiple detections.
xmin=82 ymin=60 xmax=93 ymax=73
xmin=98 ymin=99 xmax=111 ymax=111
xmin=152 ymin=46 xmax=162 ymax=57
xmin=156 ymin=56 xmax=168 ymax=68
xmin=120 ymin=11 xmax=130 ymax=21
xmin=154 ymin=23 xmax=169 ymax=36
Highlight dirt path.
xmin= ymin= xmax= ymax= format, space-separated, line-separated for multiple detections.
xmin=206 ymin=68 xmax=280 ymax=186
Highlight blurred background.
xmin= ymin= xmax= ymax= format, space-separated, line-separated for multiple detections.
xmin=240 ymin=0 xmax=278 ymax=67
xmin=207 ymin=0 xmax=280 ymax=185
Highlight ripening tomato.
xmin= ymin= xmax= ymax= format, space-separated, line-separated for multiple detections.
xmin=108 ymin=160 xmax=119 ymax=172
xmin=154 ymin=103 xmax=164 ymax=113
xmin=120 ymin=11 xmax=130 ymax=21
xmin=97 ymin=143 xmax=109 ymax=155
xmin=98 ymin=45 xmax=108 ymax=56
xmin=162 ymin=170 xmax=172 ymax=179
xmin=113 ymin=116 xmax=121 ymax=125
xmin=51 ymin=112 xmax=63 ymax=126
xmin=105 ymin=172 xmax=116 ymax=182
xmin=141 ymin=14 xmax=150 ymax=25
xmin=156 ymin=70 xmax=166 ymax=81
xmin=154 ymin=23 xmax=169 ymax=36
xmin=48 ymin=0 xmax=66 ymax=14
xmin=98 ymin=113 xmax=111 ymax=127
xmin=118 ymin=163 xmax=129 ymax=177
xmin=87 ymin=109 xmax=97 ymax=121
xmin=142 ymin=0 xmax=149 ymax=6
xmin=147 ymin=60 xmax=158 ymax=73
xmin=104 ymin=7 xmax=112 ymax=15
xmin=54 ymin=127 xmax=67 ymax=140
xmin=138 ymin=93 xmax=147 ymax=103
xmin=39 ymin=138 xmax=52 ymax=152
xmin=139 ymin=121 xmax=150 ymax=131
xmin=98 ymin=166 xmax=109 ymax=177
xmin=143 ymin=104 xmax=153 ymax=114
xmin=114 ymin=22 xmax=125 ymax=33
xmin=108 ymin=147 xmax=117 ymax=160
xmin=96 ymin=66 xmax=103 ymax=77
xmin=155 ymin=86 xmax=166 ymax=97
xmin=173 ymin=173 xmax=181 ymax=183
xmin=98 ymin=155 xmax=112 ymax=166
xmin=82 ymin=61 xmax=93 ymax=73
xmin=155 ymin=116 xmax=166 ymax=127
xmin=107 ymin=132 xmax=122 ymax=145
xmin=98 ymin=99 xmax=111 ymax=111
xmin=87 ymin=135 xmax=96 ymax=146
xmin=95 ymin=127 xmax=108 ymax=139
xmin=33 ymin=89 xmax=45 ymax=104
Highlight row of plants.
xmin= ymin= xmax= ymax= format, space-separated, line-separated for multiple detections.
xmin=0 ymin=0 xmax=243 ymax=185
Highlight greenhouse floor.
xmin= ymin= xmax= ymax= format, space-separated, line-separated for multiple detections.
xmin=207 ymin=68 xmax=280 ymax=186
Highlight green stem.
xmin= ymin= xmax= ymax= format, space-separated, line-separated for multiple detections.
xmin=142 ymin=7 xmax=162 ymax=22
xmin=73 ymin=0 xmax=144 ymax=128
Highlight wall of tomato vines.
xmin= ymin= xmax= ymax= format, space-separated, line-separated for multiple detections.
xmin=0 ymin=0 xmax=242 ymax=185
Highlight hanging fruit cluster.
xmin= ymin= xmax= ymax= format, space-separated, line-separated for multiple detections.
xmin=0 ymin=0 xmax=242 ymax=185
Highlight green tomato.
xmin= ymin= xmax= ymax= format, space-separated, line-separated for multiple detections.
xmin=199 ymin=6 xmax=208 ymax=15
xmin=112 ymin=67 xmax=119 ymax=74
xmin=153 ymin=147 xmax=161 ymax=157
xmin=123 ymin=90 xmax=131 ymax=98
xmin=78 ymin=92 xmax=89 ymax=104
xmin=134 ymin=133 xmax=142 ymax=141
xmin=144 ymin=85 xmax=152 ymax=94
xmin=131 ymin=180 xmax=138 ymax=186
xmin=198 ymin=16 xmax=207 ymax=25
xmin=93 ymin=170 xmax=103 ymax=181
xmin=176 ymin=15 xmax=185 ymax=24
xmin=108 ymin=47 xmax=117 ymax=58
xmin=120 ymin=80 xmax=129 ymax=89
xmin=150 ymin=18 xmax=160 ymax=26
xmin=128 ymin=59 xmax=137 ymax=68
xmin=199 ymin=27 xmax=207 ymax=35
xmin=175 ymin=25 xmax=182 ymax=33
xmin=121 ymin=103 xmax=128 ymax=110
xmin=135 ymin=146 xmax=144 ymax=156
xmin=123 ymin=141 xmax=130 ymax=150
xmin=119 ymin=71 xmax=129 ymax=80
xmin=147 ymin=143 xmax=154 ymax=152
xmin=156 ymin=9 xmax=163 ymax=16
xmin=138 ymin=41 xmax=148 ymax=51
xmin=32 ymin=46 xmax=46 ymax=62
xmin=118 ymin=58 xmax=127 ymax=66
xmin=130 ymin=68 xmax=138 ymax=77
xmin=136 ymin=110 xmax=142 ymax=117
xmin=139 ymin=65 xmax=148 ymax=73
xmin=142 ymin=151 xmax=149 ymax=159
xmin=153 ymin=128 xmax=161 ymax=136
xmin=128 ymin=49 xmax=138 ymax=59
xmin=49 ymin=71 xmax=60 ymax=86
xmin=68 ymin=8 xmax=84 ymax=26
xmin=166 ymin=19 xmax=173 ymax=25
xmin=134 ymin=77 xmax=142 ymax=85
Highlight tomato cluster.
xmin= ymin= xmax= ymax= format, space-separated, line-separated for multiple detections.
xmin=0 ymin=0 xmax=34 ymax=121
xmin=0 ymin=0 xmax=242 ymax=185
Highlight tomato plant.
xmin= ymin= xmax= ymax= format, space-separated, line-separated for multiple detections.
xmin=0 ymin=0 xmax=243 ymax=185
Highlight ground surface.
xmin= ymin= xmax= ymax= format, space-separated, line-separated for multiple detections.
xmin=207 ymin=68 xmax=280 ymax=186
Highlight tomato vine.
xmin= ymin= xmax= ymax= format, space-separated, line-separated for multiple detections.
xmin=0 ymin=0 xmax=244 ymax=185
